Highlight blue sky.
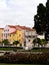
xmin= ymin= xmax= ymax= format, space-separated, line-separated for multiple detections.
xmin=0 ymin=0 xmax=47 ymax=28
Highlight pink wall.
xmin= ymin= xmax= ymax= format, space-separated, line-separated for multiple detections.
xmin=2 ymin=25 xmax=16 ymax=40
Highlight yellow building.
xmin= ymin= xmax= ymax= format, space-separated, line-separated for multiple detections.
xmin=0 ymin=28 xmax=4 ymax=42
xmin=9 ymin=29 xmax=23 ymax=46
xmin=3 ymin=25 xmax=23 ymax=46
xmin=16 ymin=30 xmax=23 ymax=45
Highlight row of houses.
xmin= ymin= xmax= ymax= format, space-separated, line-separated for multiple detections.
xmin=0 ymin=25 xmax=37 ymax=49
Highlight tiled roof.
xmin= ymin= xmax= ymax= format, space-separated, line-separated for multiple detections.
xmin=8 ymin=25 xmax=16 ymax=29
xmin=7 ymin=25 xmax=35 ymax=34
xmin=16 ymin=25 xmax=35 ymax=31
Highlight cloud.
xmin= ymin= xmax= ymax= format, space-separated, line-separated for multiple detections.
xmin=0 ymin=0 xmax=47 ymax=28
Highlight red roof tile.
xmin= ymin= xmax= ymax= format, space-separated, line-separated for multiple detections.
xmin=8 ymin=25 xmax=16 ymax=29
xmin=8 ymin=25 xmax=35 ymax=32
xmin=16 ymin=25 xmax=35 ymax=31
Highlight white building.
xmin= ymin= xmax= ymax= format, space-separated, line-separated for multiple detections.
xmin=37 ymin=33 xmax=45 ymax=39
xmin=22 ymin=28 xmax=37 ymax=49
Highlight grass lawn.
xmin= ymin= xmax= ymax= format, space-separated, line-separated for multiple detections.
xmin=20 ymin=48 xmax=49 ymax=53
xmin=31 ymin=48 xmax=49 ymax=52
xmin=0 ymin=47 xmax=23 ymax=51
xmin=0 ymin=47 xmax=49 ymax=53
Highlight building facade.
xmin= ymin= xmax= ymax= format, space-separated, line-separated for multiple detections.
xmin=2 ymin=25 xmax=37 ymax=49
xmin=0 ymin=28 xmax=4 ymax=42
xmin=22 ymin=28 xmax=37 ymax=49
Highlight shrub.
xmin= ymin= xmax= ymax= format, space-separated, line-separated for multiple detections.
xmin=0 ymin=52 xmax=49 ymax=64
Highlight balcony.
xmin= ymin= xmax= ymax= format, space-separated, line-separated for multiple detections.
xmin=25 ymin=35 xmax=35 ymax=38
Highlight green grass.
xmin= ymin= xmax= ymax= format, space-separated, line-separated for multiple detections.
xmin=20 ymin=48 xmax=49 ymax=52
xmin=0 ymin=63 xmax=41 ymax=65
xmin=31 ymin=48 xmax=49 ymax=52
xmin=0 ymin=47 xmax=23 ymax=51
xmin=0 ymin=47 xmax=49 ymax=53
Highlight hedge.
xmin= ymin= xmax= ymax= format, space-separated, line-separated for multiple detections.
xmin=0 ymin=52 xmax=49 ymax=65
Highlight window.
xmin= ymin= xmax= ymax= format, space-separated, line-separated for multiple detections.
xmin=24 ymin=40 xmax=26 ymax=47
xmin=4 ymin=34 xmax=5 ymax=36
xmin=8 ymin=29 xmax=9 ymax=31
xmin=19 ymin=34 xmax=21 ymax=37
xmin=2 ymin=34 xmax=3 ymax=36
xmin=10 ymin=34 xmax=11 ymax=37
xmin=13 ymin=34 xmax=15 ymax=36
xmin=4 ymin=30 xmax=5 ymax=32
xmin=33 ymin=36 xmax=35 ymax=38
xmin=28 ymin=39 xmax=30 ymax=42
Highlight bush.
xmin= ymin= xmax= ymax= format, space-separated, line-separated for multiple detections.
xmin=0 ymin=52 xmax=49 ymax=64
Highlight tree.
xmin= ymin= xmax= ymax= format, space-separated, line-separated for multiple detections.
xmin=33 ymin=38 xmax=48 ymax=48
xmin=34 ymin=3 xmax=46 ymax=34
xmin=2 ymin=39 xmax=9 ymax=45
xmin=46 ymin=0 xmax=49 ymax=32
xmin=40 ymin=39 xmax=48 ymax=47
xmin=36 ymin=38 xmax=41 ymax=47
xmin=13 ymin=41 xmax=19 ymax=46
xmin=33 ymin=38 xmax=41 ymax=47
xmin=34 ymin=0 xmax=49 ymax=41
xmin=33 ymin=39 xmax=37 ymax=47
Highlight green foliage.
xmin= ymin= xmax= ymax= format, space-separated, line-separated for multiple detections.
xmin=0 ymin=52 xmax=49 ymax=64
xmin=13 ymin=41 xmax=19 ymax=46
xmin=33 ymin=38 xmax=41 ymax=47
xmin=34 ymin=3 xmax=46 ymax=34
xmin=2 ymin=39 xmax=9 ymax=45
xmin=40 ymin=39 xmax=48 ymax=47
xmin=33 ymin=38 xmax=47 ymax=47
xmin=33 ymin=39 xmax=37 ymax=46
xmin=34 ymin=0 xmax=49 ymax=40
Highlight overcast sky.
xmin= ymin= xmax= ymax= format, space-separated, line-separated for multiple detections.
xmin=0 ymin=0 xmax=47 ymax=28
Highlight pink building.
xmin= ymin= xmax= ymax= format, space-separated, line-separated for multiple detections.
xmin=2 ymin=25 xmax=16 ymax=40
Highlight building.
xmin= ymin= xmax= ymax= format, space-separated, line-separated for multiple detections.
xmin=37 ymin=33 xmax=45 ymax=39
xmin=2 ymin=25 xmax=24 ymax=46
xmin=21 ymin=27 xmax=37 ymax=49
xmin=17 ymin=25 xmax=37 ymax=49
xmin=2 ymin=25 xmax=37 ymax=49
xmin=2 ymin=25 xmax=16 ymax=41
xmin=0 ymin=28 xmax=4 ymax=42
xmin=9 ymin=26 xmax=23 ymax=46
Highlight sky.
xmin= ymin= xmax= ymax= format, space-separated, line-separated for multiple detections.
xmin=0 ymin=0 xmax=47 ymax=28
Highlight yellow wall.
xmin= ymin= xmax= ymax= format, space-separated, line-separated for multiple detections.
xmin=8 ymin=30 xmax=23 ymax=45
xmin=16 ymin=30 xmax=23 ymax=44
xmin=8 ymin=33 xmax=16 ymax=44
xmin=0 ymin=29 xmax=3 ymax=42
